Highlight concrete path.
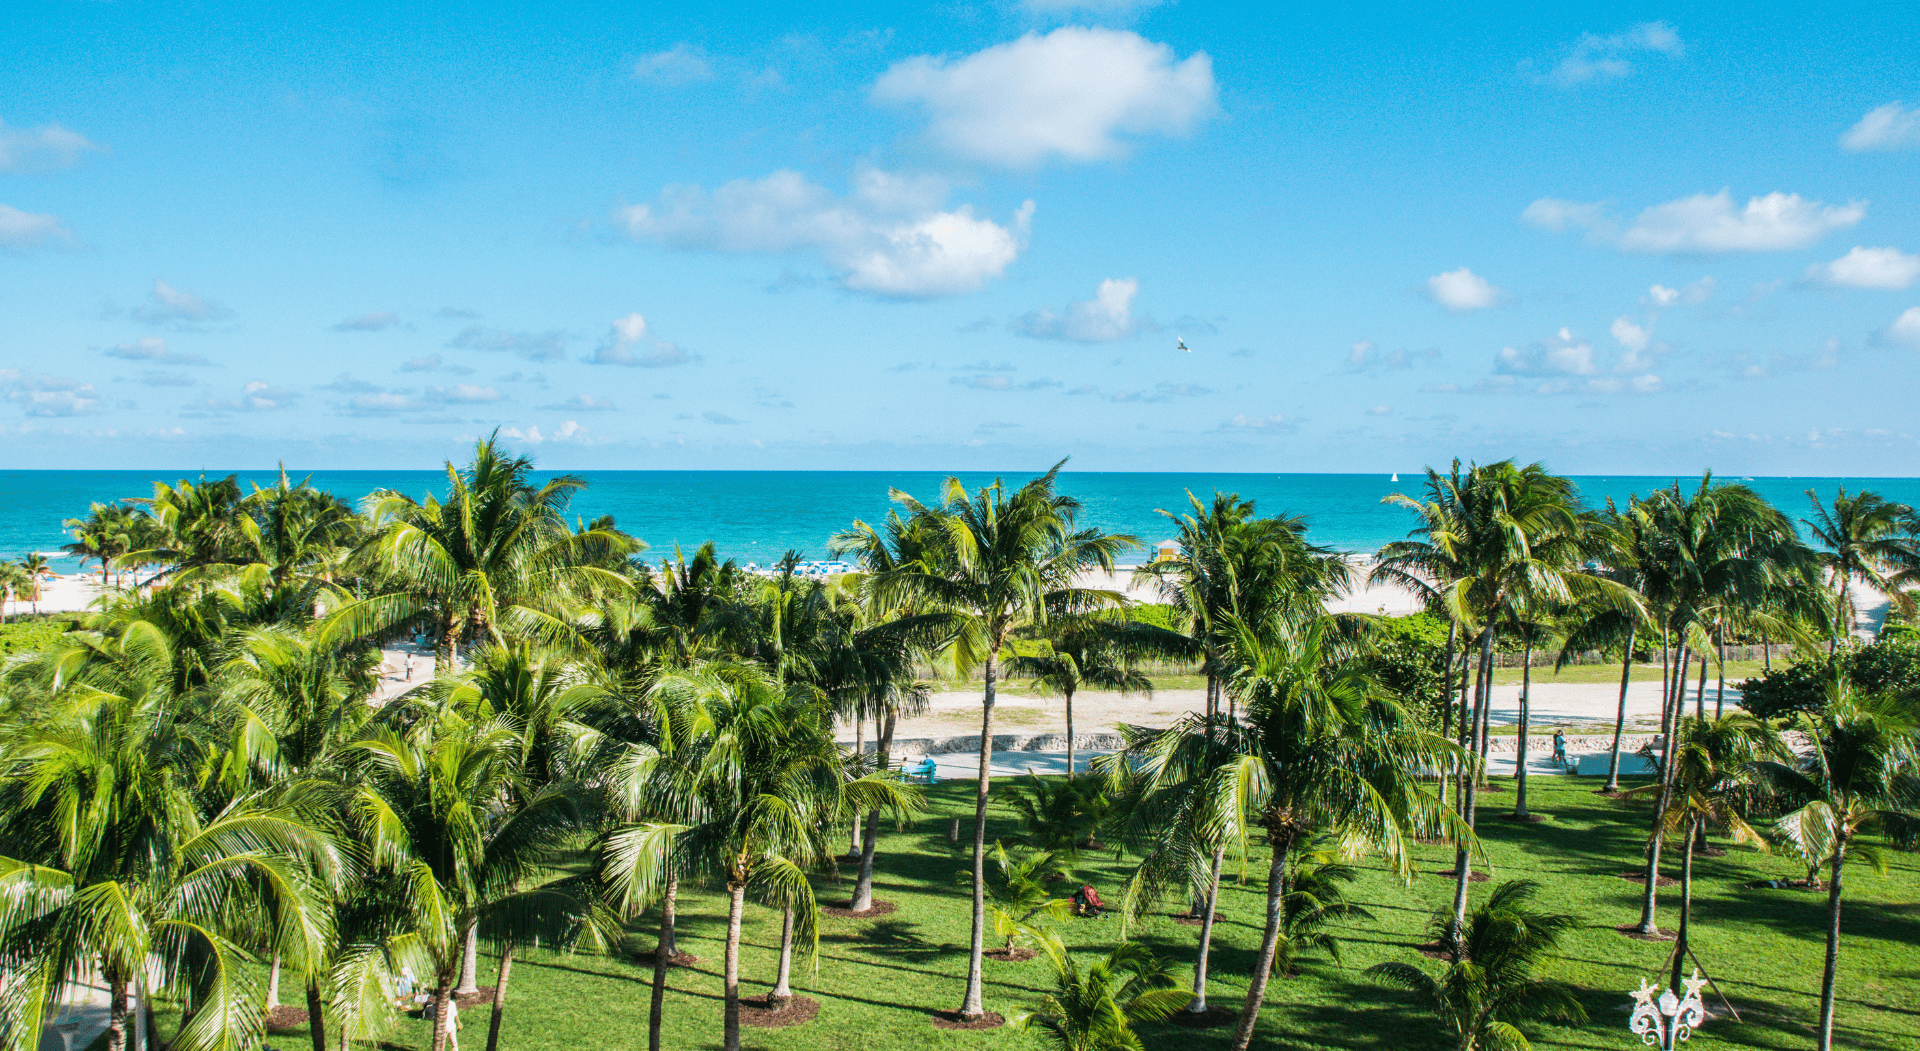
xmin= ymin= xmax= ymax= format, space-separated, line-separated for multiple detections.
xmin=918 ymin=748 xmax=1646 ymax=782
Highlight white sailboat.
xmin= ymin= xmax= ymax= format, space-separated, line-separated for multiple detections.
xmin=1390 ymin=472 xmax=1399 ymax=482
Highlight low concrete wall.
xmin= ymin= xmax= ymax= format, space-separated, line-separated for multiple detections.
xmin=874 ymin=732 xmax=1129 ymax=757
xmin=1484 ymin=733 xmax=1657 ymax=755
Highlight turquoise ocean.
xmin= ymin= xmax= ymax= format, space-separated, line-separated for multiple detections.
xmin=6 ymin=470 xmax=1920 ymax=571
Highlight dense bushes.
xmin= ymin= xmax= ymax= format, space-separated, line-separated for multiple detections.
xmin=1736 ymin=639 xmax=1920 ymax=718
xmin=0 ymin=616 xmax=79 ymax=657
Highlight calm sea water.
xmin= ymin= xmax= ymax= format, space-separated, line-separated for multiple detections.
xmin=5 ymin=470 xmax=1920 ymax=571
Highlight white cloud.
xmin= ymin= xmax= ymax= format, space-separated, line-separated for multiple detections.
xmin=1647 ymin=278 xmax=1716 ymax=308
xmin=1805 ymin=246 xmax=1920 ymax=290
xmin=543 ymin=394 xmax=618 ymax=411
xmin=1223 ymin=413 xmax=1289 ymax=431
xmin=1840 ymin=103 xmax=1920 ymax=152
xmin=318 ymin=373 xmax=382 ymax=393
xmin=187 ymin=380 xmax=297 ymax=415
xmin=1533 ymin=22 xmax=1683 ymax=87
xmin=1012 ymin=277 xmax=1150 ymax=341
xmin=1528 ymin=192 xmax=1864 ymax=254
xmin=400 ymin=354 xmax=473 ymax=374
xmin=1366 ymin=405 xmax=1392 ymax=416
xmin=1497 ymin=327 xmax=1599 ymax=377
xmin=425 ymin=383 xmax=504 ymax=404
xmin=633 ymin=44 xmax=713 ymax=86
xmin=1426 ymin=267 xmax=1502 ymax=312
xmin=104 ymin=337 xmax=210 ymax=366
xmin=0 ymin=204 xmax=73 ymax=250
xmin=619 ymin=168 xmax=1034 ymax=298
xmin=588 ymin=312 xmax=701 ymax=367
xmin=331 ymin=311 xmax=404 ymax=332
xmin=1610 ymin=317 xmax=1649 ymax=353
xmin=0 ymin=119 xmax=103 ymax=172
xmin=447 ymin=326 xmax=567 ymax=360
xmin=871 ymin=27 xmax=1216 ymax=166
xmin=1888 ymin=307 xmax=1920 ymax=347
xmin=130 ymin=279 xmax=232 ymax=328
xmin=0 ymin=369 xmax=104 ymax=416
xmin=1618 ymin=191 xmax=1864 ymax=254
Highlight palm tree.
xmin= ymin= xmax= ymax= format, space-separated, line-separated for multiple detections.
xmin=1368 ymin=880 xmax=1587 ymax=1051
xmin=1803 ymin=488 xmax=1920 ymax=650
xmin=0 ymin=562 xmax=29 ymax=620
xmin=852 ymin=461 xmax=1135 ymax=1021
xmin=1631 ymin=711 xmax=1779 ymax=993
xmin=0 ymin=627 xmax=341 ymax=1051
xmin=349 ymin=715 xmax=604 ymax=1051
xmin=1015 ymin=935 xmax=1192 ymax=1051
xmin=323 ymin=435 xmax=638 ymax=666
xmin=1270 ymin=856 xmax=1374 ymax=978
xmin=1007 ymin=774 xmax=1114 ymax=858
xmin=1760 ymin=682 xmax=1920 ymax=1051
xmin=969 ymin=841 xmax=1072 ymax=954
xmin=1008 ymin=616 xmax=1154 ymax=779
xmin=17 ymin=553 xmax=50 ymax=614
xmin=1222 ymin=616 xmax=1463 ymax=1051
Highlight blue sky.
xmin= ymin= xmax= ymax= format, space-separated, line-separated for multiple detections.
xmin=3 ymin=1 xmax=1918 ymax=474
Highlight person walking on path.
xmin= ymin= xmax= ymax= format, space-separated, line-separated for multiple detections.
xmin=1552 ymin=728 xmax=1568 ymax=769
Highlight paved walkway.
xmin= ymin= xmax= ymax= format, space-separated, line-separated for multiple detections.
xmin=916 ymin=748 xmax=1647 ymax=782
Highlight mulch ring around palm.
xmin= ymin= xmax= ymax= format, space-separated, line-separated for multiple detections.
xmin=263 ymin=1006 xmax=310 ymax=1030
xmin=452 ymin=986 xmax=496 ymax=1009
xmin=820 ymin=899 xmax=898 ymax=919
xmin=1615 ymin=924 xmax=1677 ymax=943
xmin=1497 ymin=812 xmax=1551 ymax=823
xmin=931 ymin=1010 xmax=1007 ymax=1031
xmin=1745 ymin=878 xmax=1818 ymax=891
xmin=1169 ymin=1004 xmax=1237 ymax=1028
xmin=738 ymin=994 xmax=821 ymax=1028
xmin=985 ymin=947 xmax=1039 ymax=962
xmin=1171 ymin=911 xmax=1221 ymax=927
xmin=1618 ymin=870 xmax=1679 ymax=887
xmin=1429 ymin=868 xmax=1490 ymax=882
xmin=1415 ymin=941 xmax=1459 ymax=962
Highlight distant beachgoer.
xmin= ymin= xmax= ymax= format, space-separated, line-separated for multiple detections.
xmin=1552 ymin=729 xmax=1567 ymax=766
xmin=405 ymin=652 xmax=415 ymax=680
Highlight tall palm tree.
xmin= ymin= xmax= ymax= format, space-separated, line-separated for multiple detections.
xmin=1368 ymin=880 xmax=1586 ymax=1051
xmin=1760 ymin=683 xmax=1920 ymax=1051
xmin=0 ymin=562 xmax=29 ymax=620
xmin=17 ymin=553 xmax=50 ymax=614
xmin=1014 ymin=935 xmax=1192 ymax=1051
xmin=1222 ymin=616 xmax=1464 ymax=1051
xmin=0 ymin=628 xmax=341 ymax=1051
xmin=1007 ymin=616 xmax=1154 ymax=779
xmin=323 ymin=436 xmax=638 ymax=666
xmin=1803 ymin=488 xmax=1920 ymax=650
xmin=851 ymin=461 xmax=1135 ymax=1021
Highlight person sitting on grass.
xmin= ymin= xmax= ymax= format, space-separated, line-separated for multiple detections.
xmin=1072 ymin=883 xmax=1107 ymax=919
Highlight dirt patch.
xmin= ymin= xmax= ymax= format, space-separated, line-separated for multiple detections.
xmin=1431 ymin=869 xmax=1490 ymax=883
xmin=452 ymin=986 xmax=496 ymax=1009
xmin=1616 ymin=924 xmax=1677 ymax=942
xmin=985 ymin=947 xmax=1039 ymax=962
xmin=738 ymin=994 xmax=821 ymax=1029
xmin=1171 ymin=912 xmax=1222 ymax=927
xmin=1745 ymin=878 xmax=1819 ymax=891
xmin=1592 ymin=788 xmax=1629 ymax=798
xmin=1415 ymin=940 xmax=1458 ymax=962
xmin=932 ymin=1010 xmax=1007 ymax=1031
xmin=1619 ymin=871 xmax=1679 ymax=888
xmin=1498 ymin=812 xmax=1551 ymax=823
xmin=1475 ymin=782 xmax=1507 ymax=793
xmin=1168 ymin=1004 xmax=1238 ymax=1028
xmin=635 ymin=950 xmax=702 ymax=967
xmin=1694 ymin=846 xmax=1728 ymax=858
xmin=264 ymin=1005 xmax=310 ymax=1030
xmin=821 ymin=899 xmax=899 ymax=919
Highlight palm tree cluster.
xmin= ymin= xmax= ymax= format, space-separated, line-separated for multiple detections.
xmin=0 ymin=448 xmax=1915 ymax=1051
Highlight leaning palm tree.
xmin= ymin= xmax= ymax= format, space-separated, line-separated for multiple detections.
xmin=845 ymin=461 xmax=1135 ymax=1022
xmin=1014 ymin=934 xmax=1192 ymax=1051
xmin=1803 ymin=488 xmax=1920 ymax=650
xmin=1368 ymin=880 xmax=1587 ymax=1051
xmin=1222 ymin=616 xmax=1466 ymax=1051
xmin=323 ymin=435 xmax=639 ymax=665
xmin=1759 ymin=681 xmax=1920 ymax=1051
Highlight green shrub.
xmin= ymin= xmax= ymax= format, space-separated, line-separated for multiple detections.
xmin=1736 ymin=638 xmax=1920 ymax=718
xmin=0 ymin=616 xmax=80 ymax=657
xmin=1126 ymin=602 xmax=1181 ymax=631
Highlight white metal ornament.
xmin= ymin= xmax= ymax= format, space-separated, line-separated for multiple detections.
xmin=1628 ymin=969 xmax=1707 ymax=1049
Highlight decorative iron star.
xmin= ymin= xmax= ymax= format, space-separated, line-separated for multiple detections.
xmin=1633 ymin=977 xmax=1660 ymax=1009
xmin=1682 ymin=969 xmax=1709 ymax=1003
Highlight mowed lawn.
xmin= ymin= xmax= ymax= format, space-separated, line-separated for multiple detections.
xmin=266 ymin=775 xmax=1920 ymax=1051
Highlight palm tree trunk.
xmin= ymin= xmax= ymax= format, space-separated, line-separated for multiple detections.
xmin=429 ymin=979 xmax=454 ymax=1051
xmin=483 ymin=947 xmax=513 ymax=1051
xmin=105 ymin=974 xmax=130 ymax=1051
xmin=1671 ymin=815 xmax=1699 ymax=992
xmin=307 ymin=980 xmax=328 ymax=1051
xmin=1438 ymin=620 xmax=1457 ymax=806
xmin=1064 ymin=683 xmax=1076 ymax=780
xmin=853 ymin=713 xmax=895 ymax=912
xmin=1714 ymin=632 xmax=1726 ymax=719
xmin=649 ymin=878 xmax=676 ymax=1051
xmin=1833 ymin=576 xmax=1850 ymax=653
xmin=1229 ymin=835 xmax=1293 ymax=1051
xmin=850 ymin=716 xmax=866 ymax=855
xmin=1817 ymin=841 xmax=1847 ymax=1051
xmin=1636 ymin=640 xmax=1685 ymax=935
xmin=956 ymin=649 xmax=999 ymax=1020
xmin=266 ymin=953 xmax=281 ymax=1009
xmin=723 ymin=881 xmax=747 ymax=1051
xmin=1450 ymin=627 xmax=1494 ymax=941
xmin=1695 ymin=652 xmax=1708 ymax=722
xmin=1514 ymin=638 xmax=1533 ymax=818
xmin=1605 ymin=624 xmax=1636 ymax=792
xmin=1474 ymin=638 xmax=1494 ymax=787
xmin=456 ymin=924 xmax=480 ymax=995
xmin=1190 ymin=840 xmax=1227 ymax=1014
xmin=771 ymin=907 xmax=795 ymax=1002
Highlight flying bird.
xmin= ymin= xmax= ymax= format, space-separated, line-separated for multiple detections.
xmin=1177 ymin=339 xmax=1190 ymax=353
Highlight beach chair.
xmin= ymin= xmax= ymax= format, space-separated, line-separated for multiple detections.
xmin=899 ymin=756 xmax=938 ymax=785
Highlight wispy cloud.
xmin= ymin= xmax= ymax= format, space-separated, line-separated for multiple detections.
xmin=1803 ymin=246 xmax=1920 ymax=290
xmin=1524 ymin=191 xmax=1864 ymax=254
xmin=104 ymin=337 xmax=211 ymax=366
xmin=1426 ymin=268 xmax=1503 ymax=312
xmin=128 ymin=280 xmax=233 ymax=329
xmin=0 ymin=204 xmax=74 ymax=251
xmin=1 ymin=369 xmax=103 ymax=416
xmin=1840 ymin=102 xmax=1920 ymax=152
xmin=1012 ymin=277 xmax=1154 ymax=341
xmin=331 ymin=311 xmax=406 ymax=332
xmin=633 ymin=44 xmax=714 ymax=86
xmin=1529 ymin=22 xmax=1682 ymax=87
xmin=0 ymin=118 xmax=104 ymax=172
xmin=447 ymin=326 xmax=567 ymax=361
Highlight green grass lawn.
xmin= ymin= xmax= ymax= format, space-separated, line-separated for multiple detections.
xmin=257 ymin=775 xmax=1918 ymax=1051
